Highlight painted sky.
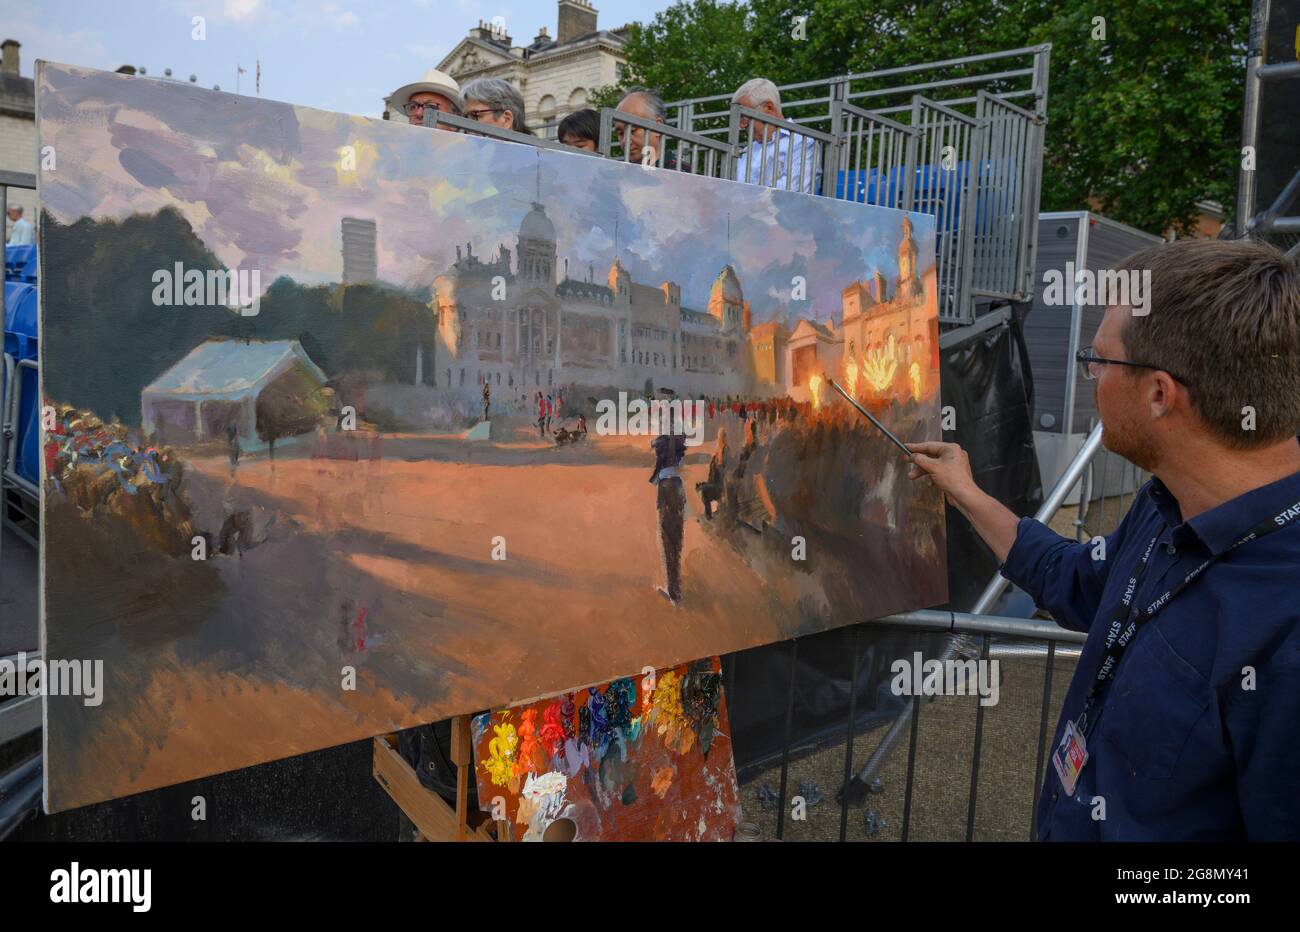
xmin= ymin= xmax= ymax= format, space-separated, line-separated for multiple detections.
xmin=38 ymin=63 xmax=936 ymax=326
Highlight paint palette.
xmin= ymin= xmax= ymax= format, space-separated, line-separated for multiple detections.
xmin=472 ymin=657 xmax=741 ymax=841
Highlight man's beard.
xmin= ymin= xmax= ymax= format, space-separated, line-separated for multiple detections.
xmin=1101 ymin=417 xmax=1160 ymax=472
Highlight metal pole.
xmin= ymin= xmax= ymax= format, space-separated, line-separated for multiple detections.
xmin=1236 ymin=0 xmax=1271 ymax=236
xmin=968 ymin=421 xmax=1104 ymax=615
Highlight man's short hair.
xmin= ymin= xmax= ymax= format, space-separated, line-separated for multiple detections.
xmin=617 ymin=87 xmax=667 ymax=123
xmin=558 ymin=108 xmax=599 ymax=144
xmin=460 ymin=77 xmax=531 ymax=135
xmin=1116 ymin=238 xmax=1300 ymax=448
xmin=9 ymin=205 xmax=22 ymax=215
xmin=732 ymin=78 xmax=781 ymax=111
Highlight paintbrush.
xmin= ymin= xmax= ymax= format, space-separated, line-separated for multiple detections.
xmin=825 ymin=378 xmax=914 ymax=457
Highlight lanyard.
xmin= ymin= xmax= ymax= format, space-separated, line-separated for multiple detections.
xmin=1076 ymin=501 xmax=1299 ymax=738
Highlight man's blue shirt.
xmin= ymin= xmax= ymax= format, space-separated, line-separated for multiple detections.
xmin=1000 ymin=469 xmax=1300 ymax=841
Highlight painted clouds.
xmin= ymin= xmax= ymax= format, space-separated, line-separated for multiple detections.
xmin=37 ymin=62 xmax=936 ymax=325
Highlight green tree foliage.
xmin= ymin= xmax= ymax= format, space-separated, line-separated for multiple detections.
xmin=616 ymin=0 xmax=1248 ymax=235
xmin=41 ymin=206 xmax=233 ymax=425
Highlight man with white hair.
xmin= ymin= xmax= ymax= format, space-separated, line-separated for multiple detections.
xmin=461 ymin=77 xmax=533 ymax=135
xmin=732 ymin=78 xmax=820 ymax=195
xmin=387 ymin=68 xmax=464 ymax=128
xmin=6 ymin=205 xmax=34 ymax=245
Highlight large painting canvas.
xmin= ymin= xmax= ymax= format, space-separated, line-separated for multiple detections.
xmin=37 ymin=62 xmax=947 ymax=812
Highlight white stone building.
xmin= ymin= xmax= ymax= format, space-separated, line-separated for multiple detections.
xmin=1 ymin=39 xmax=37 ymax=239
xmin=425 ymin=1 xmax=630 ymax=138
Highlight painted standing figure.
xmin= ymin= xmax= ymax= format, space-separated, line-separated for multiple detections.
xmin=650 ymin=409 xmax=688 ymax=605
xmin=482 ymin=381 xmax=491 ymax=422
xmin=225 ymin=421 xmax=240 ymax=474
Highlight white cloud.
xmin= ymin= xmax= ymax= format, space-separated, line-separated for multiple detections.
xmin=222 ymin=0 xmax=264 ymax=21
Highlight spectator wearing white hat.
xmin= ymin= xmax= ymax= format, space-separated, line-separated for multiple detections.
xmin=387 ymin=68 xmax=464 ymax=127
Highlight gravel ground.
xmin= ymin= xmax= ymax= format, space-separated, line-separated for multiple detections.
xmin=734 ymin=651 xmax=1077 ymax=841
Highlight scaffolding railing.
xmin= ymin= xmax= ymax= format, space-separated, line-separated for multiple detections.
xmin=597 ymin=107 xmax=735 ymax=180
xmin=726 ymin=104 xmax=837 ymax=196
xmin=828 ymin=101 xmax=919 ymax=210
xmin=607 ymin=46 xmax=1050 ymax=326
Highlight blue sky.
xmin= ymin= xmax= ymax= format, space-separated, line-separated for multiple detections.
xmin=0 ymin=0 xmax=669 ymax=117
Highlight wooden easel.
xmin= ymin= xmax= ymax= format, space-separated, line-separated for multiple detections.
xmin=371 ymin=714 xmax=508 ymax=841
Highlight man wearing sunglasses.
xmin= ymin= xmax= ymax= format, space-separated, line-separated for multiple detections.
xmin=387 ymin=68 xmax=464 ymax=127
xmin=907 ymin=238 xmax=1300 ymax=841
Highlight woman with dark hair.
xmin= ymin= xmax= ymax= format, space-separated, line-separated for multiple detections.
xmin=558 ymin=108 xmax=600 ymax=152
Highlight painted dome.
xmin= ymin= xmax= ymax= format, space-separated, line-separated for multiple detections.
xmin=518 ymin=202 xmax=555 ymax=242
xmin=710 ymin=264 xmax=743 ymax=305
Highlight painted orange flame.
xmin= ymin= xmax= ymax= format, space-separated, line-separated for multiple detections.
xmin=809 ymin=374 xmax=823 ymax=409
xmin=862 ymin=335 xmax=899 ymax=393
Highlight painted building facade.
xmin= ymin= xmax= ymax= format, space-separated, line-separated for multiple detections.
xmin=430 ymin=197 xmax=752 ymax=399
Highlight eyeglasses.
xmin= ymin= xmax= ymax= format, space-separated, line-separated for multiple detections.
xmin=464 ymin=108 xmax=504 ymax=121
xmin=403 ymin=100 xmax=445 ymax=115
xmin=1075 ymin=345 xmax=1188 ymax=386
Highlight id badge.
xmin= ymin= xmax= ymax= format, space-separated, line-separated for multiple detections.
xmin=1051 ymin=719 xmax=1089 ymax=797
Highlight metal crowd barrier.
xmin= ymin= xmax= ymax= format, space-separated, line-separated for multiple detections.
xmin=742 ymin=423 xmax=1134 ymax=841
